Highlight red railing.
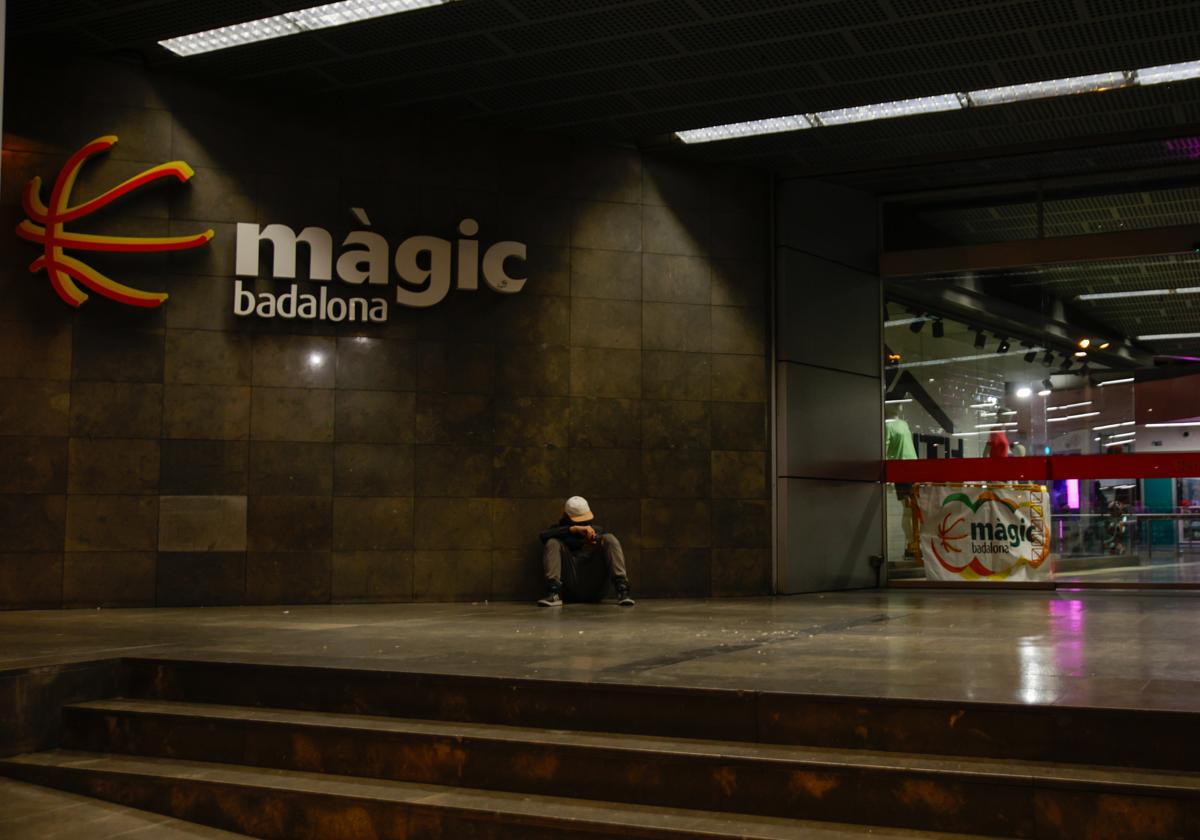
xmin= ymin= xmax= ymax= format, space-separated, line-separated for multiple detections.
xmin=885 ymin=452 xmax=1200 ymax=483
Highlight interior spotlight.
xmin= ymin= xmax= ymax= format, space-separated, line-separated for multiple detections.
xmin=909 ymin=318 xmax=925 ymax=334
xmin=1098 ymin=341 xmax=1111 ymax=350
xmin=932 ymin=319 xmax=945 ymax=338
xmin=974 ymin=330 xmax=986 ymax=349
xmin=1016 ymin=386 xmax=1033 ymax=398
xmin=1078 ymin=338 xmax=1091 ymax=349
xmin=1074 ymin=350 xmax=1088 ymax=358
xmin=1042 ymin=350 xmax=1054 ymax=365
xmin=996 ymin=337 xmax=1011 ymax=353
xmin=1022 ymin=344 xmax=1037 ymax=363
xmin=1060 ymin=357 xmax=1073 ymax=371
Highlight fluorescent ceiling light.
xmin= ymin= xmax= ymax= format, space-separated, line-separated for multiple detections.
xmin=813 ymin=94 xmax=962 ymax=127
xmin=884 ymin=316 xmax=931 ymax=327
xmin=1093 ymin=421 xmax=1135 ymax=430
xmin=969 ymin=400 xmax=998 ymax=408
xmin=1047 ymin=411 xmax=1101 ymax=423
xmin=965 ymin=72 xmax=1127 ymax=107
xmin=1145 ymin=421 xmax=1200 ymax=428
xmin=676 ymin=60 xmax=1200 ymax=143
xmin=1079 ymin=286 xmax=1200 ymax=300
xmin=1046 ymin=401 xmax=1092 ymax=412
xmin=675 ymin=115 xmax=811 ymax=144
xmin=884 ymin=398 xmax=913 ymax=404
xmin=1098 ymin=377 xmax=1135 ymax=386
xmin=1109 ymin=430 xmax=1137 ymax=439
xmin=1103 ymin=439 xmax=1134 ymax=448
xmin=1136 ymin=60 xmax=1200 ymax=85
xmin=159 ymin=0 xmax=456 ymax=56
xmin=1137 ymin=332 xmax=1200 ymax=340
xmin=975 ymin=422 xmax=1018 ymax=428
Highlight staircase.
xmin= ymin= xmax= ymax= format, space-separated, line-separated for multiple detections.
xmin=1 ymin=657 xmax=1197 ymax=839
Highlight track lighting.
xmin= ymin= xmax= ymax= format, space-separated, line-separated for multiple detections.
xmin=996 ymin=337 xmax=1011 ymax=353
xmin=974 ymin=330 xmax=986 ymax=349
xmin=932 ymin=319 xmax=944 ymax=338
xmin=1042 ymin=350 xmax=1054 ymax=366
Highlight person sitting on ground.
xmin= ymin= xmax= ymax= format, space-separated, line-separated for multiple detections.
xmin=537 ymin=496 xmax=634 ymax=607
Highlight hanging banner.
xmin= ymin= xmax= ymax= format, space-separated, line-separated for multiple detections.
xmin=915 ymin=483 xmax=1052 ymax=582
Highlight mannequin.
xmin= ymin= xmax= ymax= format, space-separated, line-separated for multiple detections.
xmin=885 ymin=403 xmax=918 ymax=559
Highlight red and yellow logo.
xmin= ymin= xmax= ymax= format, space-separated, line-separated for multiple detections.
xmin=15 ymin=135 xmax=214 ymax=308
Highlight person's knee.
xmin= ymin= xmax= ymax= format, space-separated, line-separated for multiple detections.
xmin=545 ymin=538 xmax=565 ymax=550
xmin=601 ymin=533 xmax=620 ymax=548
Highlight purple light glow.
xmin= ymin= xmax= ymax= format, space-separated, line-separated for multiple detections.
xmin=1066 ymin=478 xmax=1080 ymax=510
xmin=1165 ymin=137 xmax=1200 ymax=159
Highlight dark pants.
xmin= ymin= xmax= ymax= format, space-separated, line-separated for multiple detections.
xmin=543 ymin=534 xmax=627 ymax=602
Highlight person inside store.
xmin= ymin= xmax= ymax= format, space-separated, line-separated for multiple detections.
xmin=885 ymin=403 xmax=919 ymax=560
xmin=537 ymin=496 xmax=634 ymax=608
xmin=984 ymin=428 xmax=1011 ymax=457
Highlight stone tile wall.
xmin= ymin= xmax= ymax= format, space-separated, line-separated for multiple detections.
xmin=0 ymin=58 xmax=771 ymax=608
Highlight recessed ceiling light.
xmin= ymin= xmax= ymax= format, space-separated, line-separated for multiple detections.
xmin=159 ymin=0 xmax=457 ymax=56
xmin=675 ymin=61 xmax=1200 ymax=143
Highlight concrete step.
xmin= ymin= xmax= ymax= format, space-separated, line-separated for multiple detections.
xmin=57 ymin=698 xmax=1200 ymax=840
xmin=121 ymin=657 xmax=1200 ymax=771
xmin=0 ymin=750 xmax=1007 ymax=840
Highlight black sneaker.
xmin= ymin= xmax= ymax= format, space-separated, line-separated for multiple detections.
xmin=537 ymin=590 xmax=562 ymax=608
xmin=615 ymin=584 xmax=635 ymax=607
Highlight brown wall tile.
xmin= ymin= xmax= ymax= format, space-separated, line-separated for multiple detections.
xmin=247 ymin=496 xmax=330 ymax=551
xmin=66 ymin=495 xmax=157 ymax=551
xmin=252 ymin=335 xmax=336 ymax=388
xmin=70 ymin=382 xmax=162 ymax=438
xmin=164 ymin=329 xmax=252 ymax=385
xmin=570 ymin=448 xmax=641 ymax=499
xmin=246 ymin=551 xmax=331 ymax=604
xmin=712 ymin=548 xmax=772 ymax=596
xmin=491 ymin=497 xmax=563 ymax=550
xmin=711 ymin=305 xmax=766 ymax=355
xmin=63 ymin=552 xmax=156 ymax=607
xmin=570 ymin=298 xmax=641 ymax=350
xmin=571 ymin=201 xmax=641 ymax=251
xmin=642 ymin=449 xmax=711 ymax=499
xmin=641 ymin=499 xmax=710 ymax=548
xmin=643 ymin=302 xmax=711 ymax=352
xmin=494 ymin=295 xmax=571 ymax=346
xmin=252 ymin=387 xmax=335 ymax=442
xmin=712 ymin=450 xmax=769 ymax=499
xmin=163 ymin=384 xmax=251 ymax=440
xmin=0 ymin=380 xmax=70 ymax=436
xmin=642 ymin=253 xmax=710 ymax=304
xmin=569 ymin=347 xmax=641 ymax=398
xmin=0 ymin=320 xmax=72 ymax=380
xmin=491 ymin=550 xmax=543 ymax=600
xmin=414 ymin=497 xmax=491 ymax=549
xmin=0 ymin=495 xmax=66 ymax=551
xmin=248 ymin=441 xmax=332 ymax=495
xmin=415 ymin=393 xmax=492 ymax=445
xmin=158 ymin=495 xmax=247 ymax=552
xmin=333 ymin=443 xmax=413 ymax=496
xmin=569 ymin=398 xmax=640 ymax=448
xmin=159 ymin=440 xmax=248 ymax=495
xmin=642 ymin=400 xmax=709 ymax=450
xmin=493 ymin=446 xmax=569 ymax=497
xmin=640 ymin=548 xmax=711 ymax=597
xmin=496 ymin=345 xmax=570 ymax=396
xmin=332 ymin=550 xmax=413 ymax=603
xmin=334 ymin=389 xmax=413 ymax=444
xmin=711 ymin=401 xmax=767 ymax=451
xmin=0 ymin=437 xmax=68 ymax=493
xmin=157 ymin=552 xmax=246 ymax=606
xmin=0 ymin=553 xmax=63 ymax=609
xmin=332 ymin=497 xmax=413 ymax=550
xmin=335 ymin=337 xmax=417 ymax=391
xmin=71 ymin=327 xmax=164 ymax=383
xmin=493 ymin=396 xmax=569 ymax=447
xmin=643 ymin=204 xmax=708 ymax=256
xmin=711 ymin=354 xmax=767 ymax=402
xmin=414 ymin=549 xmax=491 ymax=601
xmin=642 ymin=351 xmax=711 ymax=401
xmin=571 ymin=248 xmax=641 ymax=301
xmin=67 ymin=438 xmax=159 ymax=494
xmin=415 ymin=445 xmax=493 ymax=497
xmin=713 ymin=499 xmax=771 ymax=548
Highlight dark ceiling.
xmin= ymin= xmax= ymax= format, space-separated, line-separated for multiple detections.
xmin=11 ymin=0 xmax=1200 ymax=191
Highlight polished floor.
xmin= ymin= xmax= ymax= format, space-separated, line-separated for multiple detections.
xmin=2 ymin=589 xmax=1198 ymax=712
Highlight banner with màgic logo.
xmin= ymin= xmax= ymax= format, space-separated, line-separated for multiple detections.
xmin=915 ymin=483 xmax=1052 ymax=582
